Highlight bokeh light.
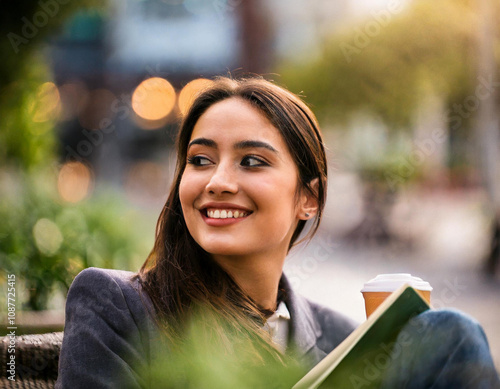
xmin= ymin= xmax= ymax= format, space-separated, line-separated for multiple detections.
xmin=57 ymin=161 xmax=93 ymax=203
xmin=132 ymin=77 xmax=176 ymax=122
xmin=33 ymin=218 xmax=63 ymax=256
xmin=30 ymin=82 xmax=61 ymax=123
xmin=178 ymin=78 xmax=214 ymax=116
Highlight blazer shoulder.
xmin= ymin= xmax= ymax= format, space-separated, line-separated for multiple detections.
xmin=58 ymin=268 xmax=156 ymax=388
xmin=68 ymin=267 xmax=153 ymax=326
xmin=71 ymin=267 xmax=137 ymax=289
xmin=66 ymin=267 xmax=156 ymax=331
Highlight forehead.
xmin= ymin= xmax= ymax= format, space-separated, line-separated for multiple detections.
xmin=190 ymin=97 xmax=286 ymax=147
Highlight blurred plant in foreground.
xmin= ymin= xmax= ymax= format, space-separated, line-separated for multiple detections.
xmin=149 ymin=311 xmax=307 ymax=389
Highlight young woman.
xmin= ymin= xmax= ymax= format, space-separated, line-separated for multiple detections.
xmin=56 ymin=77 xmax=500 ymax=388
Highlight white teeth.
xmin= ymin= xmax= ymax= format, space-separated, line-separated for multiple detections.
xmin=206 ymin=209 xmax=248 ymax=219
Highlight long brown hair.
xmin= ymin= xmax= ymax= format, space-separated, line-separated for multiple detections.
xmin=139 ymin=76 xmax=327 ymax=354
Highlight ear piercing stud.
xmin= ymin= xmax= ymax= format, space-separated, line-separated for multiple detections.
xmin=305 ymin=213 xmax=310 ymax=218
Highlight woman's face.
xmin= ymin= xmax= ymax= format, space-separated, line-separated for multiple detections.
xmin=179 ymin=97 xmax=309 ymax=260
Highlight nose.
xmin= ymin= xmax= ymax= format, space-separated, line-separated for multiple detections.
xmin=205 ymin=163 xmax=238 ymax=195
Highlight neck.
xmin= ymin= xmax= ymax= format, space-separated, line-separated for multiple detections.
xmin=212 ymin=251 xmax=286 ymax=311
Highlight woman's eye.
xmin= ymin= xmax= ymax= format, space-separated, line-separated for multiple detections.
xmin=241 ymin=156 xmax=268 ymax=167
xmin=187 ymin=156 xmax=212 ymax=166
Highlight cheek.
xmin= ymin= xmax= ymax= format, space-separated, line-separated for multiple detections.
xmin=250 ymin=175 xmax=298 ymax=213
xmin=179 ymin=172 xmax=207 ymax=217
xmin=179 ymin=175 xmax=194 ymax=211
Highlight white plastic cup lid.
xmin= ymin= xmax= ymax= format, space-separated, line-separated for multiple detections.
xmin=361 ymin=273 xmax=432 ymax=293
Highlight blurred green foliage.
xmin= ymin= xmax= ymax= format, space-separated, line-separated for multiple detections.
xmin=149 ymin=313 xmax=307 ymax=389
xmin=280 ymin=0 xmax=500 ymax=186
xmin=0 ymin=60 xmax=58 ymax=171
xmin=0 ymin=169 xmax=152 ymax=311
xmin=280 ymin=0 xmax=498 ymax=130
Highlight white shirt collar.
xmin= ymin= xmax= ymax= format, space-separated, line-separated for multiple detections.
xmin=263 ymin=301 xmax=291 ymax=353
xmin=267 ymin=301 xmax=291 ymax=322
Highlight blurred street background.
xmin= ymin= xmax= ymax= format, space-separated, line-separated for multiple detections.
xmin=1 ymin=0 xmax=500 ymax=372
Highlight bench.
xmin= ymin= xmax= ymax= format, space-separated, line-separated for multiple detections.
xmin=1 ymin=332 xmax=63 ymax=389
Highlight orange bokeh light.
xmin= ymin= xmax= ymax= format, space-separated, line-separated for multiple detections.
xmin=57 ymin=162 xmax=93 ymax=203
xmin=178 ymin=78 xmax=214 ymax=116
xmin=132 ymin=77 xmax=176 ymax=122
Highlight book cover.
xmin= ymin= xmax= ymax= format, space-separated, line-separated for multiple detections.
xmin=294 ymin=284 xmax=430 ymax=389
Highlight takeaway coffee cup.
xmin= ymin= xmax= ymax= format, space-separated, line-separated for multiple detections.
xmin=361 ymin=273 xmax=432 ymax=318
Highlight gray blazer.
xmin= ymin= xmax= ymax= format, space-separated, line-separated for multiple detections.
xmin=56 ymin=267 xmax=357 ymax=388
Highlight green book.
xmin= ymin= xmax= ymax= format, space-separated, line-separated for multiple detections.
xmin=293 ymin=284 xmax=430 ymax=389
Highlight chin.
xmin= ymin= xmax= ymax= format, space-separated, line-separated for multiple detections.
xmin=205 ymin=246 xmax=248 ymax=257
xmin=199 ymin=240 xmax=250 ymax=257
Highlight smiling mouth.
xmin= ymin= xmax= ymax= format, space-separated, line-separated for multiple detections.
xmin=202 ymin=208 xmax=252 ymax=219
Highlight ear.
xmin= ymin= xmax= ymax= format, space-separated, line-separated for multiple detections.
xmin=297 ymin=178 xmax=319 ymax=220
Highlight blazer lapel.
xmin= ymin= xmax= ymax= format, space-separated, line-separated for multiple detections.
xmin=281 ymin=275 xmax=328 ymax=367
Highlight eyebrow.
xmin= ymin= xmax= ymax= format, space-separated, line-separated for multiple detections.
xmin=235 ymin=140 xmax=278 ymax=153
xmin=188 ymin=138 xmax=278 ymax=153
xmin=188 ymin=138 xmax=216 ymax=149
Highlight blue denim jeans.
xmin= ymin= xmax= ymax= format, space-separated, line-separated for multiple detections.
xmin=380 ymin=309 xmax=500 ymax=388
